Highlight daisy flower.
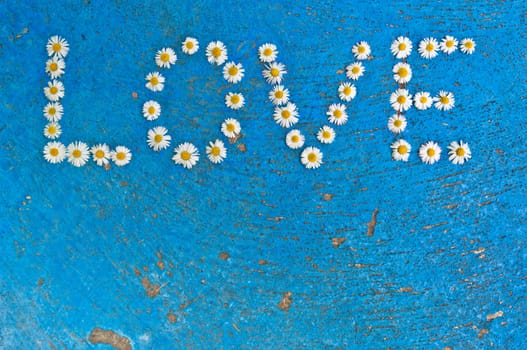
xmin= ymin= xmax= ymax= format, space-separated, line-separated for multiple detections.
xmin=391 ymin=139 xmax=411 ymax=162
xmin=145 ymin=72 xmax=165 ymax=92
xmin=434 ymin=90 xmax=455 ymax=111
xmin=155 ymin=47 xmax=177 ymax=68
xmin=300 ymin=147 xmax=323 ymax=169
xmin=390 ymin=36 xmax=412 ymax=59
xmin=413 ymin=91 xmax=433 ymax=110
xmin=111 ymin=146 xmax=132 ymax=166
xmin=390 ymin=89 xmax=412 ymax=112
xmin=262 ymin=62 xmax=287 ymax=85
xmin=346 ymin=62 xmax=365 ymax=81
xmin=223 ymin=62 xmax=245 ymax=84
xmin=285 ymin=129 xmax=305 ymax=149
xmin=440 ymin=35 xmax=458 ymax=55
xmin=206 ymin=139 xmax=227 ymax=164
xmin=142 ymin=100 xmax=161 ymax=121
xmin=387 ymin=114 xmax=407 ymax=134
xmin=338 ymin=82 xmax=356 ymax=102
xmin=326 ymin=103 xmax=348 ymax=125
xmin=225 ymin=92 xmax=245 ymax=110
xmin=419 ymin=141 xmax=442 ymax=164
xmin=43 ymin=102 xmax=63 ymax=122
xmin=206 ymin=41 xmax=228 ymax=65
xmin=172 ymin=142 xmax=199 ymax=169
xmin=45 ymin=57 xmax=66 ymax=79
xmin=43 ymin=122 xmax=62 ymax=139
xmin=46 ymin=35 xmax=69 ymax=58
xmin=43 ymin=80 xmax=65 ymax=101
xmin=460 ymin=38 xmax=476 ymax=54
xmin=181 ymin=37 xmax=199 ymax=55
xmin=392 ymin=62 xmax=412 ymax=84
xmin=43 ymin=141 xmax=66 ymax=164
xmin=268 ymin=85 xmax=290 ymax=105
xmin=273 ymin=102 xmax=299 ymax=128
xmin=147 ymin=126 xmax=172 ymax=151
xmin=352 ymin=41 xmax=371 ymax=60
xmin=66 ymin=141 xmax=90 ymax=167
xmin=221 ymin=118 xmax=241 ymax=138
xmin=448 ymin=140 xmax=471 ymax=164
xmin=418 ymin=37 xmax=439 ymax=59
xmin=90 ymin=144 xmax=111 ymax=166
xmin=317 ymin=125 xmax=336 ymax=144
xmin=258 ymin=43 xmax=278 ymax=63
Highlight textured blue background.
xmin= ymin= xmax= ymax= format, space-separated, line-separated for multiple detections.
xmin=1 ymin=0 xmax=526 ymax=349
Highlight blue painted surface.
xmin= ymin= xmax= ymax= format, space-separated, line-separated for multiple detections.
xmin=1 ymin=0 xmax=526 ymax=349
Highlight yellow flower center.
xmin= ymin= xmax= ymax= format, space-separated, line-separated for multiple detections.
xmin=393 ymin=119 xmax=402 ymax=128
xmin=263 ymin=47 xmax=273 ymax=56
xmin=47 ymin=125 xmax=57 ymax=134
xmin=397 ymin=145 xmax=408 ymax=154
xmin=333 ymin=109 xmax=343 ymax=118
xmin=116 ymin=152 xmax=126 ymax=161
xmin=420 ymin=96 xmax=428 ymax=104
xmin=426 ymin=43 xmax=435 ymax=52
xmin=446 ymin=40 xmax=454 ymax=48
xmin=358 ymin=45 xmax=366 ymax=54
xmin=274 ymin=90 xmax=284 ymax=99
xmin=456 ymin=148 xmax=465 ymax=156
xmin=343 ymin=86 xmax=351 ymax=95
xmin=398 ymin=43 xmax=407 ymax=51
xmin=160 ymin=52 xmax=170 ymax=62
xmin=230 ymin=95 xmax=240 ymax=104
xmin=397 ymin=95 xmax=407 ymax=104
xmin=307 ymin=153 xmax=317 ymax=162
xmin=50 ymin=86 xmax=58 ymax=94
xmin=291 ymin=135 xmax=299 ymax=143
xmin=211 ymin=146 xmax=221 ymax=156
xmin=50 ymin=148 xmax=59 ymax=156
xmin=270 ymin=68 xmax=280 ymax=77
xmin=281 ymin=110 xmax=291 ymax=119
xmin=464 ymin=41 xmax=473 ymax=49
xmin=48 ymin=107 xmax=56 ymax=115
xmin=72 ymin=149 xmax=82 ymax=158
xmin=440 ymin=96 xmax=450 ymax=105
xmin=398 ymin=67 xmax=408 ymax=78
xmin=322 ymin=131 xmax=331 ymax=139
xmin=49 ymin=62 xmax=58 ymax=71
xmin=427 ymin=148 xmax=436 ymax=157
xmin=150 ymin=77 xmax=159 ymax=86
xmin=226 ymin=123 xmax=235 ymax=132
xmin=181 ymin=150 xmax=191 ymax=161
xmin=148 ymin=106 xmax=156 ymax=115
xmin=186 ymin=41 xmax=194 ymax=49
xmin=228 ymin=65 xmax=239 ymax=76
xmin=154 ymin=134 xmax=163 ymax=143
xmin=211 ymin=47 xmax=222 ymax=58
xmin=52 ymin=42 xmax=62 ymax=53
xmin=351 ymin=66 xmax=360 ymax=74
xmin=95 ymin=150 xmax=105 ymax=159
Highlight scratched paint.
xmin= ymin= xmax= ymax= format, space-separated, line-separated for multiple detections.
xmin=0 ymin=0 xmax=526 ymax=349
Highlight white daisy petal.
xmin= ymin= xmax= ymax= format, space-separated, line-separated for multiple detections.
xmin=418 ymin=37 xmax=439 ymax=59
xmin=66 ymin=141 xmax=90 ymax=167
xmin=317 ymin=125 xmax=336 ymax=144
xmin=338 ymin=82 xmax=356 ymax=102
xmin=258 ymin=43 xmax=278 ymax=63
xmin=44 ymin=80 xmax=65 ymax=101
xmin=182 ymin=37 xmax=199 ymax=55
xmin=440 ymin=35 xmax=458 ymax=55
xmin=268 ymin=85 xmax=290 ymax=105
xmin=43 ymin=122 xmax=62 ymax=139
xmin=285 ymin=129 xmax=305 ymax=149
xmin=326 ymin=103 xmax=348 ymax=125
xmin=273 ymin=102 xmax=299 ymax=128
xmin=390 ymin=89 xmax=412 ymax=112
xmin=263 ymin=62 xmax=287 ymax=85
xmin=448 ymin=140 xmax=471 ymax=164
xmin=145 ymin=72 xmax=165 ymax=92
xmin=223 ymin=62 xmax=245 ymax=84
xmin=392 ymin=62 xmax=412 ymax=84
xmin=221 ymin=118 xmax=241 ymax=139
xmin=91 ymin=144 xmax=111 ymax=166
xmin=390 ymin=36 xmax=413 ymax=59
xmin=300 ymin=147 xmax=323 ymax=169
xmin=225 ymin=92 xmax=245 ymax=110
xmin=111 ymin=146 xmax=132 ymax=166
xmin=46 ymin=35 xmax=69 ymax=58
xmin=346 ymin=62 xmax=365 ymax=81
xmin=419 ymin=141 xmax=442 ymax=164
xmin=142 ymin=100 xmax=161 ymax=121
xmin=45 ymin=57 xmax=66 ymax=79
xmin=172 ymin=142 xmax=199 ymax=169
xmin=460 ymin=38 xmax=476 ymax=55
xmin=391 ymin=139 xmax=411 ymax=162
xmin=147 ymin=126 xmax=172 ymax=151
xmin=43 ymin=102 xmax=63 ymax=122
xmin=155 ymin=47 xmax=177 ymax=68
xmin=413 ymin=92 xmax=433 ymax=110
xmin=434 ymin=90 xmax=455 ymax=111
xmin=43 ymin=141 xmax=66 ymax=164
xmin=352 ymin=41 xmax=371 ymax=60
xmin=206 ymin=139 xmax=227 ymax=164
xmin=206 ymin=41 xmax=228 ymax=65
xmin=387 ymin=114 xmax=407 ymax=134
